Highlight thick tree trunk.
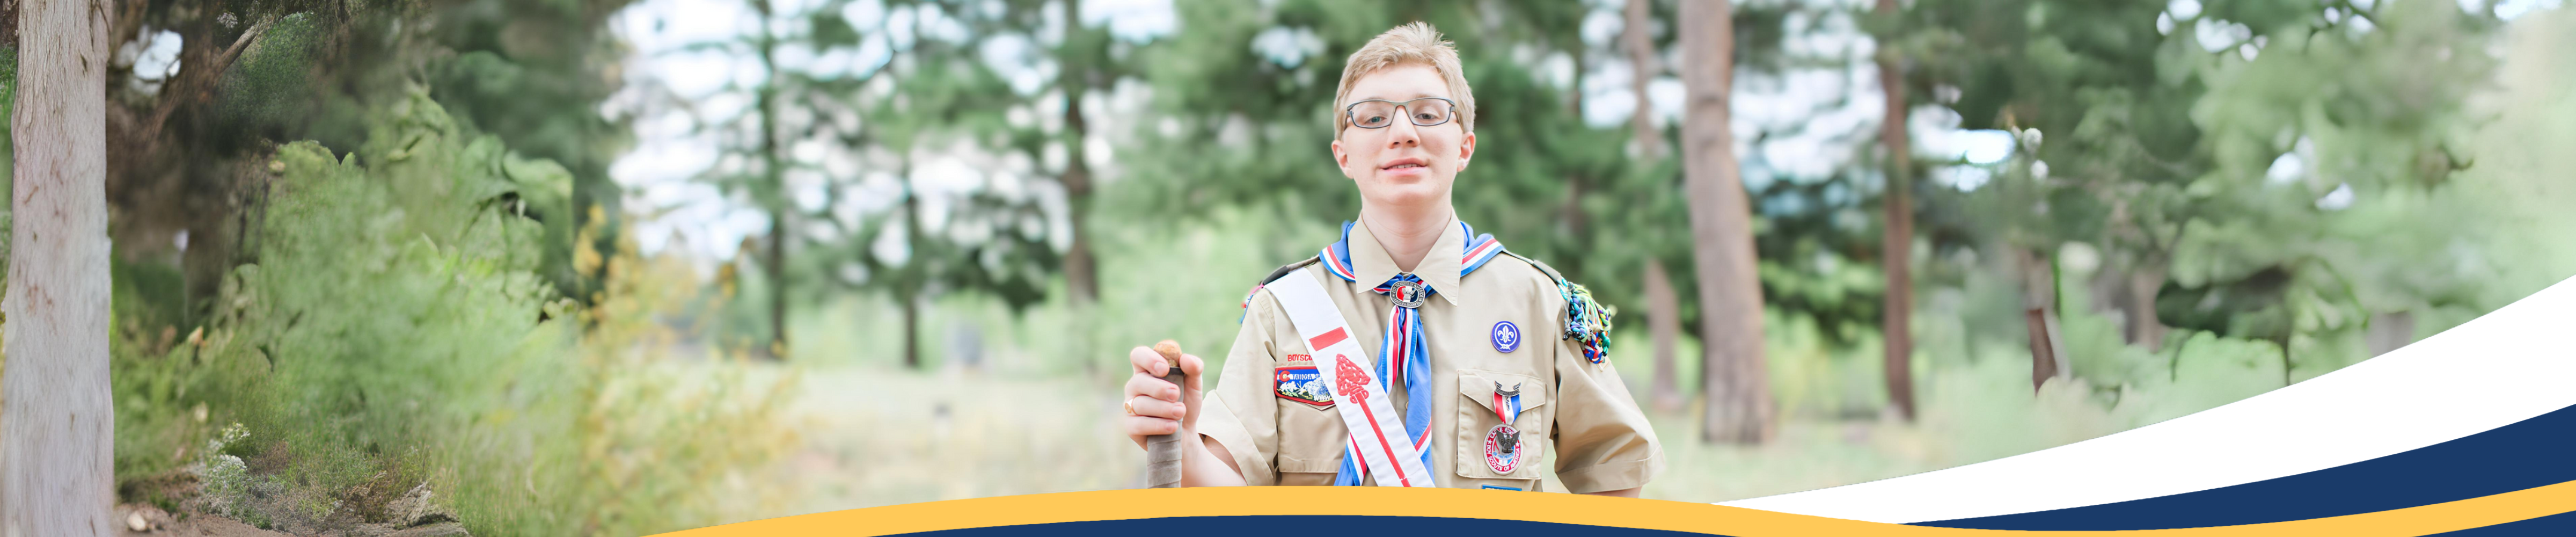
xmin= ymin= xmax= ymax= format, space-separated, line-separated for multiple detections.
xmin=1624 ymin=0 xmax=1664 ymax=161
xmin=1873 ymin=0 xmax=1916 ymax=422
xmin=1643 ymin=260 xmax=1684 ymax=412
xmin=4 ymin=1 xmax=116 ymax=535
xmin=2016 ymin=248 xmax=2068 ymax=391
xmin=1681 ymin=0 xmax=1772 ymax=445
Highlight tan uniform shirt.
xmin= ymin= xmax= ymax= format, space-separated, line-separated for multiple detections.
xmin=1196 ymin=217 xmax=1664 ymax=492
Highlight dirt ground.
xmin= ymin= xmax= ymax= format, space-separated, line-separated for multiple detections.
xmin=113 ymin=476 xmax=472 ymax=537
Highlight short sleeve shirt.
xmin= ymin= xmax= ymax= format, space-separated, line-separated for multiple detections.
xmin=1195 ymin=217 xmax=1664 ymax=492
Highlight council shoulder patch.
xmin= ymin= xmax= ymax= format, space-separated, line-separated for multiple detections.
xmin=1274 ymin=358 xmax=1332 ymax=407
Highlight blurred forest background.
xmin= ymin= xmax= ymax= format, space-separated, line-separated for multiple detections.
xmin=0 ymin=0 xmax=2570 ymax=535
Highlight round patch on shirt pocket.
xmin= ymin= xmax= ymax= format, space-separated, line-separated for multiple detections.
xmin=1483 ymin=424 xmax=1525 ymax=473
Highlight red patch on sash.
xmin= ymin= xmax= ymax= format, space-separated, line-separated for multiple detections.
xmin=1308 ymin=328 xmax=1349 ymax=350
xmin=1334 ymin=354 xmax=1371 ymax=402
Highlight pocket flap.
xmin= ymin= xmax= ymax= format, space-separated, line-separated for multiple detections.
xmin=1457 ymin=369 xmax=1549 ymax=415
xmin=1278 ymin=453 xmax=1343 ymax=474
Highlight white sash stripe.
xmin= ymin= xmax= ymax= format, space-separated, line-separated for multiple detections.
xmin=1267 ymin=269 xmax=1433 ymax=487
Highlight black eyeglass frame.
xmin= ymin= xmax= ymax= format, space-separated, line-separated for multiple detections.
xmin=1342 ymin=97 xmax=1461 ymax=129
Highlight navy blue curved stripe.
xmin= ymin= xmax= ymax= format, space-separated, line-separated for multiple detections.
xmin=894 ymin=516 xmax=1727 ymax=537
xmin=2431 ymin=509 xmax=2576 ymax=536
xmin=1914 ymin=402 xmax=2576 ymax=530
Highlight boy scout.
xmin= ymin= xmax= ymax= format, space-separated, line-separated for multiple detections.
xmin=1118 ymin=23 xmax=1662 ymax=495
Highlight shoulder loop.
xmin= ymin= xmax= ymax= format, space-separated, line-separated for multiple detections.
xmin=1242 ymin=256 xmax=1322 ymax=323
xmin=1504 ymin=252 xmax=1614 ymax=364
xmin=1262 ymin=256 xmax=1322 ymax=286
xmin=1502 ymin=251 xmax=1565 ymax=282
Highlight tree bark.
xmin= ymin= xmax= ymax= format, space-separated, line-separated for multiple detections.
xmin=1873 ymin=0 xmax=1916 ymax=422
xmin=1624 ymin=0 xmax=1664 ymax=161
xmin=902 ymin=291 xmax=921 ymax=369
xmin=1059 ymin=0 xmax=1098 ymax=307
xmin=756 ymin=0 xmax=788 ymax=359
xmin=1681 ymin=0 xmax=1772 ymax=445
xmin=4 ymin=1 xmax=116 ymax=535
xmin=900 ymin=164 xmax=925 ymax=370
xmin=1643 ymin=260 xmax=1684 ymax=412
xmin=1628 ymin=0 xmax=1682 ymax=414
xmin=2017 ymin=248 xmax=2068 ymax=391
xmin=2124 ymin=266 xmax=2167 ymax=350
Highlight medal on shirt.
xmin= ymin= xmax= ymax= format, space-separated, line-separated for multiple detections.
xmin=1485 ymin=381 xmax=1526 ymax=474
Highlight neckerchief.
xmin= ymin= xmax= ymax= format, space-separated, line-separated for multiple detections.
xmin=1320 ymin=220 xmax=1506 ymax=485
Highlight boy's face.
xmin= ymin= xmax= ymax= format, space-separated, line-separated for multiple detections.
xmin=1333 ymin=64 xmax=1476 ymax=211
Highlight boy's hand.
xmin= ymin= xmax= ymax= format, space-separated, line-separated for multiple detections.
xmin=1121 ymin=342 xmax=1206 ymax=448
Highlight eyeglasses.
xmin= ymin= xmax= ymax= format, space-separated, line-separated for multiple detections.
xmin=1343 ymin=97 xmax=1459 ymax=129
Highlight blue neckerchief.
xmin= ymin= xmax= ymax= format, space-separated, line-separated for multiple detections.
xmin=1322 ymin=221 xmax=1504 ymax=485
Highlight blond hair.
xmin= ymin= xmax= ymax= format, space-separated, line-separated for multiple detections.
xmin=1333 ymin=22 xmax=1476 ymax=137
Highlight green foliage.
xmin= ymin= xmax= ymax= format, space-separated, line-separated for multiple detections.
xmin=427 ymin=0 xmax=645 ymax=298
xmin=244 ymin=90 xmax=565 ymax=454
xmin=111 ymin=91 xmax=789 ymax=535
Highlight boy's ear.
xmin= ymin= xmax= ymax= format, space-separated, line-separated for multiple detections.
xmin=1332 ymin=139 xmax=1351 ymax=176
xmin=1457 ymin=132 xmax=1476 ymax=171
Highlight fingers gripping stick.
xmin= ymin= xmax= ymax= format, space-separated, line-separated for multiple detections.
xmin=1145 ymin=340 xmax=1189 ymax=488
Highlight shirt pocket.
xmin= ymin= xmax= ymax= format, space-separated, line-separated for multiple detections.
xmin=1276 ymin=453 xmax=1342 ymax=485
xmin=1275 ymin=388 xmax=1346 ymax=482
xmin=1454 ymin=368 xmax=1551 ymax=481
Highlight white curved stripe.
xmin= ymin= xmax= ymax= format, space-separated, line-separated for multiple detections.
xmin=1717 ymin=275 xmax=2576 ymax=524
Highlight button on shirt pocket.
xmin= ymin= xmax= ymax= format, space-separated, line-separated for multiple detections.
xmin=1455 ymin=369 xmax=1550 ymax=480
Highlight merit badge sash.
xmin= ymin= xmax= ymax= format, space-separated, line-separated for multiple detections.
xmin=1264 ymin=269 xmax=1433 ymax=487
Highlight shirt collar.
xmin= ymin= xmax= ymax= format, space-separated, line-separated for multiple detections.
xmin=1348 ymin=215 xmax=1467 ymax=306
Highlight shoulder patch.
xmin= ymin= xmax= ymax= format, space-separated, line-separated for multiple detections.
xmin=1503 ymin=253 xmax=1615 ymax=364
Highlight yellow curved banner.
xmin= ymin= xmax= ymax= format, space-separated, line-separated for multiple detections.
xmin=654 ymin=478 xmax=2576 ymax=536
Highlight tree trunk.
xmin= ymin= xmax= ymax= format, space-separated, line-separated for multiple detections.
xmin=2366 ymin=311 xmax=2416 ymax=357
xmin=1058 ymin=0 xmax=1103 ymax=375
xmin=2124 ymin=266 xmax=2167 ymax=351
xmin=1681 ymin=0 xmax=1772 ymax=445
xmin=1644 ymin=260 xmax=1684 ymax=412
xmin=902 ymin=291 xmax=921 ymax=369
xmin=756 ymin=0 xmax=788 ymax=360
xmin=1873 ymin=0 xmax=1916 ymax=422
xmin=900 ymin=164 xmax=926 ymax=370
xmin=1057 ymin=0 xmax=1101 ymax=307
xmin=2017 ymin=248 xmax=2068 ymax=391
xmin=767 ymin=211 xmax=787 ymax=358
xmin=1624 ymin=0 xmax=1664 ymax=161
xmin=1629 ymin=0 xmax=1682 ymax=414
xmin=4 ymin=1 xmax=116 ymax=534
